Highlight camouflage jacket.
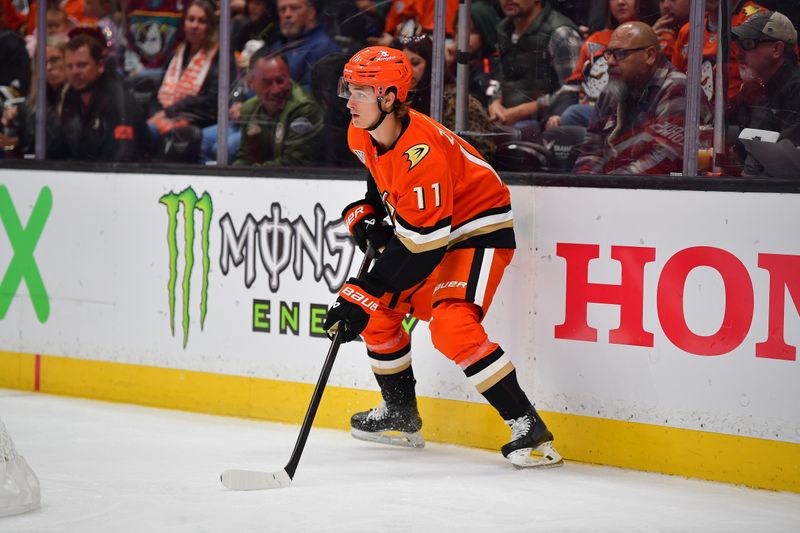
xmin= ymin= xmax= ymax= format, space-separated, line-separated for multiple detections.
xmin=233 ymin=83 xmax=324 ymax=167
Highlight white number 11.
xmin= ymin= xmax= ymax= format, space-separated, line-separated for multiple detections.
xmin=412 ymin=182 xmax=441 ymax=210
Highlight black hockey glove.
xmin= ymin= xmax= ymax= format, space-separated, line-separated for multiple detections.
xmin=343 ymin=200 xmax=393 ymax=254
xmin=323 ymin=278 xmax=383 ymax=343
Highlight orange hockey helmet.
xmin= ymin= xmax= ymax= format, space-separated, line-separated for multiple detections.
xmin=341 ymin=46 xmax=413 ymax=103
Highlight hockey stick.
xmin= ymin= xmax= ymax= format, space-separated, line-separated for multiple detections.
xmin=220 ymin=246 xmax=375 ymax=490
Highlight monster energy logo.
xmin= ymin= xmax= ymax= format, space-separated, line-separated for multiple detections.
xmin=160 ymin=188 xmax=213 ymax=347
xmin=0 ymin=186 xmax=51 ymax=323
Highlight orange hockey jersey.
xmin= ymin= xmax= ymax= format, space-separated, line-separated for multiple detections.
xmin=348 ymin=109 xmax=515 ymax=293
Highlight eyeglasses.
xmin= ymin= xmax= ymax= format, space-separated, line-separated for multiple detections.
xmin=602 ymin=46 xmax=651 ymax=62
xmin=736 ymin=38 xmax=779 ymax=51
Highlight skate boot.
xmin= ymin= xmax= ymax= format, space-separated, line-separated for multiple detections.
xmin=501 ymin=406 xmax=563 ymax=468
xmin=350 ymin=400 xmax=425 ymax=448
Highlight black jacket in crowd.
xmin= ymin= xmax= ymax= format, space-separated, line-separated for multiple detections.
xmin=50 ymin=73 xmax=142 ymax=162
xmin=0 ymin=28 xmax=31 ymax=95
xmin=732 ymin=56 xmax=800 ymax=146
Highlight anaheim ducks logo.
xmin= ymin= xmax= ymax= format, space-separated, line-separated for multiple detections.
xmin=403 ymin=144 xmax=430 ymax=171
xmin=743 ymin=5 xmax=763 ymax=16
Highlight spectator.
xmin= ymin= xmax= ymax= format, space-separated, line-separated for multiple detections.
xmin=26 ymin=5 xmax=74 ymax=58
xmin=371 ymin=0 xmax=460 ymax=46
xmin=147 ymin=0 xmax=235 ymax=158
xmin=45 ymin=4 xmax=72 ymax=35
xmin=1 ymin=34 xmax=69 ymax=156
xmin=231 ymin=0 xmax=246 ymax=18
xmin=488 ymin=0 xmax=582 ymax=131
xmin=25 ymin=0 xmax=97 ymax=35
xmin=122 ymin=0 xmax=183 ymax=79
xmin=232 ymin=0 xmax=279 ymax=56
xmin=67 ymin=25 xmax=119 ymax=79
xmin=672 ymin=0 xmax=768 ymax=104
xmin=83 ymin=0 xmax=122 ymax=67
xmin=730 ymin=10 xmax=800 ymax=175
xmin=574 ymin=0 xmax=617 ymax=34
xmin=48 ymin=33 xmax=140 ymax=161
xmin=545 ymin=0 xmax=641 ymax=130
xmin=573 ymin=21 xmax=710 ymax=174
xmin=234 ymin=49 xmax=323 ymax=166
xmin=444 ymin=0 xmax=503 ymax=107
xmin=653 ymin=0 xmax=689 ymax=61
xmin=399 ymin=34 xmax=496 ymax=159
xmin=0 ymin=0 xmax=31 ymax=95
xmin=271 ymin=0 xmax=340 ymax=92
xmin=43 ymin=35 xmax=69 ymax=107
xmin=2 ymin=0 xmax=28 ymax=32
xmin=319 ymin=0 xmax=383 ymax=54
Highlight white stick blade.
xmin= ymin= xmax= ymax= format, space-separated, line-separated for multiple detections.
xmin=220 ymin=469 xmax=292 ymax=490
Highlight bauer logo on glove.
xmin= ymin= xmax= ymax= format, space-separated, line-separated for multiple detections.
xmin=341 ymin=285 xmax=380 ymax=312
xmin=323 ymin=278 xmax=383 ymax=342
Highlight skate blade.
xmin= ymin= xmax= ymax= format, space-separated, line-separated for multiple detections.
xmin=507 ymin=441 xmax=563 ymax=469
xmin=351 ymin=428 xmax=425 ymax=448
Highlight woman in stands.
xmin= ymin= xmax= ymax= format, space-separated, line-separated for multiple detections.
xmin=1 ymin=35 xmax=69 ymax=157
xmin=147 ymin=0 xmax=235 ymax=160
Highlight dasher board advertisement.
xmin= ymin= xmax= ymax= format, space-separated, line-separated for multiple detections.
xmin=1 ymin=170 xmax=798 ymax=445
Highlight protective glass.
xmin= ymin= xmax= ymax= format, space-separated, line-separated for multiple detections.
xmin=337 ymin=78 xmax=376 ymax=102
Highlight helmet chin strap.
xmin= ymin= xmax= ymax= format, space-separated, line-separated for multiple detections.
xmin=365 ymin=96 xmax=390 ymax=132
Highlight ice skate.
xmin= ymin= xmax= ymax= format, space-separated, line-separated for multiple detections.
xmin=501 ymin=406 xmax=563 ymax=468
xmin=350 ymin=400 xmax=425 ymax=448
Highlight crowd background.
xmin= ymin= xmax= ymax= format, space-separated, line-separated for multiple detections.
xmin=0 ymin=0 xmax=798 ymax=178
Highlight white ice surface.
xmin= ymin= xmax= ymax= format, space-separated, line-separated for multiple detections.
xmin=1 ymin=389 xmax=799 ymax=533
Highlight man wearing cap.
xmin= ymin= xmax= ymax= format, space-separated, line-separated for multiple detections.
xmin=730 ymin=10 xmax=800 ymax=160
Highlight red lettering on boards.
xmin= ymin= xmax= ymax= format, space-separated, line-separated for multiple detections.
xmin=554 ymin=243 xmax=799 ymax=360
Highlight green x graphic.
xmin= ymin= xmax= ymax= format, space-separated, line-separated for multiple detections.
xmin=0 ymin=186 xmax=52 ymax=322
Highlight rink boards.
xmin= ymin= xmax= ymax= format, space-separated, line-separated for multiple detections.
xmin=0 ymin=168 xmax=798 ymax=492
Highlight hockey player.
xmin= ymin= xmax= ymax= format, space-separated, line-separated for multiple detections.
xmin=322 ymin=46 xmax=561 ymax=468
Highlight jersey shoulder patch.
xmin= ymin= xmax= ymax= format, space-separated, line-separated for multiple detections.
xmin=403 ymin=144 xmax=430 ymax=171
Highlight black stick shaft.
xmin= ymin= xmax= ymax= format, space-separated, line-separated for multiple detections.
xmin=284 ymin=247 xmax=375 ymax=479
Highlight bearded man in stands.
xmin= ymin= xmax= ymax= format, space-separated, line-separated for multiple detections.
xmin=573 ymin=22 xmax=709 ymax=175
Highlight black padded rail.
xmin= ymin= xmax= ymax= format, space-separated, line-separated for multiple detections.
xmin=1 ymin=160 xmax=799 ymax=194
